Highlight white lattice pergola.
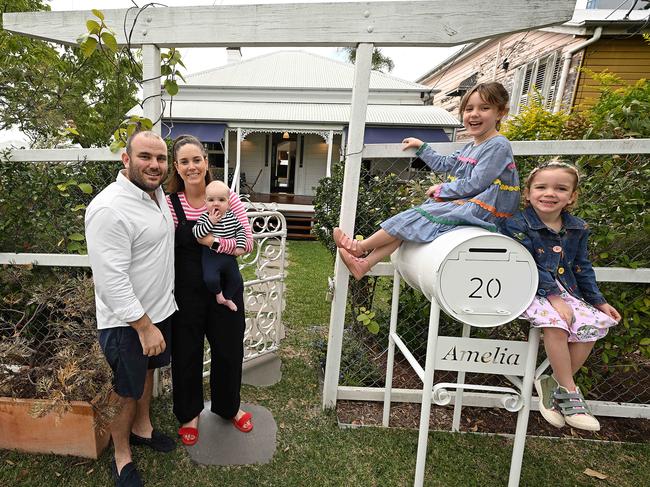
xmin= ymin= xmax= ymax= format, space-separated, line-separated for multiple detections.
xmin=4 ymin=0 xmax=578 ymax=400
xmin=5 ymin=2 xmax=598 ymax=485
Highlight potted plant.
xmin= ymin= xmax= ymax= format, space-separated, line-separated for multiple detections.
xmin=0 ymin=265 xmax=114 ymax=459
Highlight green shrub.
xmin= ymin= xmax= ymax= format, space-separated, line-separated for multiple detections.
xmin=312 ymin=329 xmax=383 ymax=387
xmin=313 ymin=161 xmax=413 ymax=255
xmin=315 ymin=76 xmax=649 ymax=392
xmin=0 ymin=157 xmax=121 ymax=253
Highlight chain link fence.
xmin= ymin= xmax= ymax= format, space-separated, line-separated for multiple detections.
xmin=314 ymin=151 xmax=650 ymax=410
xmin=0 ymin=154 xmax=286 ymax=405
xmin=0 ymin=157 xmax=122 ymax=254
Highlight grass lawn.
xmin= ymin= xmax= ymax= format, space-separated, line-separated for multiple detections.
xmin=1 ymin=241 xmax=648 ymax=486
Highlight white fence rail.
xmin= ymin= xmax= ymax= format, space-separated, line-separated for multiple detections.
xmin=325 ymin=139 xmax=650 ymax=420
xmin=0 ymin=147 xmax=288 ymax=367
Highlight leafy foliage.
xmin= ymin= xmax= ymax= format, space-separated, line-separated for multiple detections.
xmin=0 ymin=155 xmax=121 ymax=253
xmin=356 ymin=307 xmax=379 ymax=334
xmin=1 ymin=3 xmax=187 ymax=150
xmin=312 ymin=330 xmax=383 ymax=387
xmin=313 ymin=162 xmax=413 ymax=254
xmin=0 ymin=0 xmax=140 ymax=147
xmin=580 ymin=71 xmax=650 ymax=139
xmin=339 ymin=46 xmax=395 ymax=73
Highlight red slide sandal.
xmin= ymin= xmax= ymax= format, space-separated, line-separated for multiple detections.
xmin=178 ymin=426 xmax=199 ymax=446
xmin=232 ymin=412 xmax=253 ymax=433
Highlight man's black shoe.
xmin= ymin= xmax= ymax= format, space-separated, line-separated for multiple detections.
xmin=129 ymin=429 xmax=176 ymax=453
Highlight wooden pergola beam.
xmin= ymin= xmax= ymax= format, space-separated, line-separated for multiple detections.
xmin=3 ymin=0 xmax=576 ymax=48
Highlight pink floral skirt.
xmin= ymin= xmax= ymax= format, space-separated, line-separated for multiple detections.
xmin=522 ymin=281 xmax=618 ymax=343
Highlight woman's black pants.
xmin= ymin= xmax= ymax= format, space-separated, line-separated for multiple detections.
xmin=171 ymin=283 xmax=245 ymax=423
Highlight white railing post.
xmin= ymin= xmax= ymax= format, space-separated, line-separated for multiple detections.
xmin=508 ymin=327 xmax=541 ymax=487
xmin=224 ymin=129 xmax=230 ymax=184
xmin=451 ymin=323 xmax=471 ymax=432
xmin=142 ymin=43 xmax=162 ymax=397
xmin=142 ymin=44 xmax=161 ymax=135
xmin=230 ymin=127 xmax=243 ymax=193
xmin=322 ymin=42 xmax=374 ymax=409
xmin=382 ymin=270 xmax=401 ymax=426
xmin=414 ymin=300 xmax=441 ymax=487
xmin=325 ymin=129 xmax=334 ymax=178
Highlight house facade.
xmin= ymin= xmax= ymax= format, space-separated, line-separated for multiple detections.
xmin=157 ymin=50 xmax=461 ymax=200
xmin=417 ymin=2 xmax=650 ymax=138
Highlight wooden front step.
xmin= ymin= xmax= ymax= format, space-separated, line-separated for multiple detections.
xmin=282 ymin=211 xmax=316 ymax=240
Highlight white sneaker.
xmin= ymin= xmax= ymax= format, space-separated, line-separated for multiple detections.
xmin=534 ymin=375 xmax=565 ymax=428
xmin=555 ymin=386 xmax=600 ymax=431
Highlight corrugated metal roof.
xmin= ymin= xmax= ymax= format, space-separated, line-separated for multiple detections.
xmin=160 ymin=100 xmax=461 ymax=127
xmin=186 ymin=50 xmax=428 ymax=91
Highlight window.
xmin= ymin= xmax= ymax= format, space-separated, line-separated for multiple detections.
xmin=204 ymin=142 xmax=224 ymax=169
xmin=445 ymin=73 xmax=479 ymax=97
xmin=510 ymin=52 xmax=561 ymax=114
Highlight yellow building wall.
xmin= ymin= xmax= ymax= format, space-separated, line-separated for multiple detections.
xmin=573 ymin=36 xmax=650 ymax=109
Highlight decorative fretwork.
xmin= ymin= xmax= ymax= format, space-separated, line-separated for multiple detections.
xmin=233 ymin=128 xmax=342 ymax=141
xmin=203 ymin=210 xmax=287 ymax=375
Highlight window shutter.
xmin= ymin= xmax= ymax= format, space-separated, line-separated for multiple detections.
xmin=542 ymin=51 xmax=561 ymax=109
xmin=519 ymin=59 xmax=538 ymax=111
xmin=510 ymin=65 xmax=526 ymax=115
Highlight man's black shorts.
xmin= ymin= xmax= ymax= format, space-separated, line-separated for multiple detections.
xmin=98 ymin=317 xmax=171 ymax=400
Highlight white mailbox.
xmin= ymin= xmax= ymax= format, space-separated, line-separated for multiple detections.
xmin=386 ymin=227 xmax=541 ymax=487
xmin=391 ymin=227 xmax=538 ymax=327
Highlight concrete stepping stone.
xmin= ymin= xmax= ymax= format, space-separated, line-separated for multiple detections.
xmin=243 ymin=352 xmax=282 ymax=387
xmin=184 ymin=402 xmax=276 ymax=466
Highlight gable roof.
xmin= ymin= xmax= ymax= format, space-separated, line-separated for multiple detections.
xmin=185 ymin=50 xmax=428 ymax=91
xmin=416 ymin=8 xmax=650 ymax=82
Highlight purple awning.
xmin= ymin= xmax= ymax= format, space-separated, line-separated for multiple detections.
xmin=362 ymin=126 xmax=450 ymax=144
xmin=161 ymin=122 xmax=226 ymax=143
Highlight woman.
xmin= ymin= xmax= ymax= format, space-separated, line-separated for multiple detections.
xmin=166 ymin=135 xmax=254 ymax=446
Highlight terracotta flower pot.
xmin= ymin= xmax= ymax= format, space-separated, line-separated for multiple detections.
xmin=0 ymin=397 xmax=110 ymax=459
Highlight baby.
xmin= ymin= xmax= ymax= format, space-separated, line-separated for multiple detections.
xmin=192 ymin=180 xmax=247 ymax=311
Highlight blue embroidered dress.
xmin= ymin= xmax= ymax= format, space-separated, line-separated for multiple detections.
xmin=381 ymin=135 xmax=520 ymax=242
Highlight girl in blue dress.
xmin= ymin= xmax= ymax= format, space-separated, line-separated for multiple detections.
xmin=334 ymin=82 xmax=520 ymax=280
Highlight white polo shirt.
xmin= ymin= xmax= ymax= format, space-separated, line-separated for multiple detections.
xmin=85 ymin=171 xmax=177 ymax=330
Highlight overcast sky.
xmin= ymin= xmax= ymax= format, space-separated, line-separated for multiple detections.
xmin=2 ymin=0 xmax=461 ymax=146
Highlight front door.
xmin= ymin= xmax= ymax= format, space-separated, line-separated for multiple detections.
xmin=271 ymin=134 xmax=297 ymax=193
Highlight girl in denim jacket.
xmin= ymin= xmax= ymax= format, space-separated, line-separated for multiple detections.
xmin=501 ymin=160 xmax=620 ymax=432
xmin=334 ymin=82 xmax=520 ymax=280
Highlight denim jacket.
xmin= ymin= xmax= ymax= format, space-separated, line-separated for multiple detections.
xmin=500 ymin=206 xmax=606 ymax=305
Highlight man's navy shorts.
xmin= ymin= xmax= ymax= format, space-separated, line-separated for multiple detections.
xmin=98 ymin=317 xmax=171 ymax=400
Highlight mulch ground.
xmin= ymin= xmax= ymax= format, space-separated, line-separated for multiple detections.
xmin=337 ymin=400 xmax=650 ymax=443
xmin=335 ymin=355 xmax=650 ymax=443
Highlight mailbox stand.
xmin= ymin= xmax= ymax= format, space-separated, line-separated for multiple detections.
xmin=383 ymin=270 xmax=541 ymax=487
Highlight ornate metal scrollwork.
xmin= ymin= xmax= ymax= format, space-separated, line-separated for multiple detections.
xmin=204 ymin=210 xmax=287 ymax=376
xmin=431 ymin=382 xmax=524 ymax=412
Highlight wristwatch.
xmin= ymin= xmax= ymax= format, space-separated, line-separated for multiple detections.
xmin=210 ymin=239 xmax=220 ymax=250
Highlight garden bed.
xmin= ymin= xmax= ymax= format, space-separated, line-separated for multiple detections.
xmin=0 ymin=397 xmax=110 ymax=458
xmin=336 ymin=355 xmax=650 ymax=443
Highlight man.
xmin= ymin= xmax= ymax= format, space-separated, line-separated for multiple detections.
xmin=85 ymin=131 xmax=177 ymax=487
